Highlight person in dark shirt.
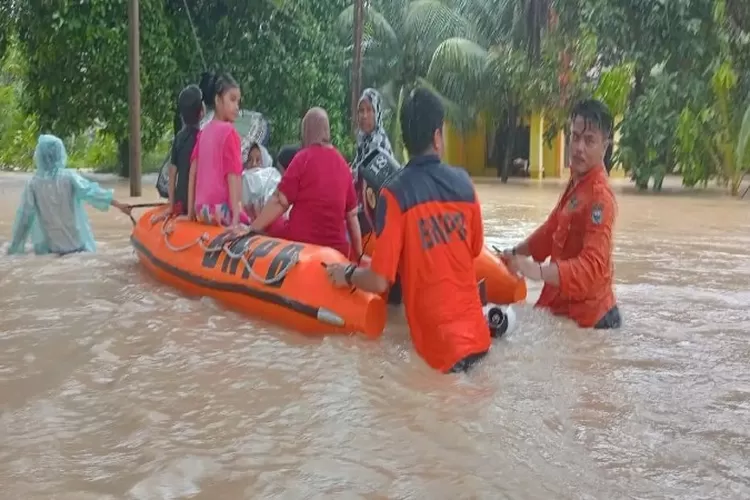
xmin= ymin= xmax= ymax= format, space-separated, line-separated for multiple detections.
xmin=168 ymin=84 xmax=205 ymax=215
xmin=275 ymin=144 xmax=300 ymax=174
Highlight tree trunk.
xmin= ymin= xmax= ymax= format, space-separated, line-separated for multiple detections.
xmin=350 ymin=0 xmax=365 ymax=134
xmin=500 ymin=106 xmax=519 ymax=183
xmin=118 ymin=139 xmax=130 ymax=178
xmin=630 ymin=65 xmax=646 ymax=106
xmin=493 ymin=125 xmax=505 ymax=178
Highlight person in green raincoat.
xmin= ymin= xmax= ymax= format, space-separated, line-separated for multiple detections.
xmin=7 ymin=134 xmax=132 ymax=256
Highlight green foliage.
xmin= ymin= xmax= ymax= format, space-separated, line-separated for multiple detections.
xmin=0 ymin=36 xmax=38 ymax=169
xmin=589 ymin=0 xmax=750 ymax=194
xmin=582 ymin=0 xmax=721 ymax=74
xmin=162 ymin=0 xmax=353 ymax=155
xmin=336 ymin=0 xmax=472 ymax=162
xmin=616 ymin=72 xmax=682 ymax=191
xmin=674 ymin=60 xmax=750 ymax=195
xmin=2 ymin=0 xmax=353 ymax=173
xmin=594 ymin=63 xmax=634 ymax=117
xmin=14 ymin=0 xmax=177 ymax=150
xmin=1 ymin=0 xmax=749 ymax=196
xmin=423 ymin=0 xmax=596 ymax=179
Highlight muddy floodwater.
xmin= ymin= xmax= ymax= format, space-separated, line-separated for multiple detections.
xmin=1 ymin=172 xmax=749 ymax=499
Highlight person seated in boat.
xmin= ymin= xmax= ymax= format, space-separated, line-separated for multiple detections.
xmin=239 ymin=107 xmax=363 ymax=260
xmin=326 ymin=87 xmax=491 ymax=374
xmin=244 ymin=141 xmax=273 ymax=171
xmin=241 ymin=142 xmax=287 ymax=235
xmin=166 ymin=84 xmax=205 ymax=216
xmin=7 ymin=134 xmax=132 ymax=256
xmin=187 ymin=72 xmax=249 ymax=228
xmin=352 ymin=88 xmax=395 ymax=191
xmin=353 ymin=88 xmax=403 ymax=305
xmin=275 ymin=144 xmax=300 ymax=174
xmin=500 ymin=99 xmax=621 ymax=329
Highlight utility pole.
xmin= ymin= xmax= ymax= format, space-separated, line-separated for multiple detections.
xmin=128 ymin=0 xmax=142 ymax=196
xmin=350 ymin=0 xmax=364 ymax=134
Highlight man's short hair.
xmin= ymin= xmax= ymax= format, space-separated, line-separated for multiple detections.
xmin=178 ymin=84 xmax=204 ymax=127
xmin=400 ymin=87 xmax=445 ymax=156
xmin=570 ymin=99 xmax=613 ymax=139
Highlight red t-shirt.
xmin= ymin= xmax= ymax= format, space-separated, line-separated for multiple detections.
xmin=276 ymin=144 xmax=357 ymax=257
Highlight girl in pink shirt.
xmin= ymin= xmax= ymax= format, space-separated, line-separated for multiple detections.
xmin=187 ymin=73 xmax=249 ymax=227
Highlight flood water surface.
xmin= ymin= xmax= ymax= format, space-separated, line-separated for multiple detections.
xmin=1 ymin=173 xmax=749 ymax=499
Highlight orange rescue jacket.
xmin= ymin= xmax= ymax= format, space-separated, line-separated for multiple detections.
xmin=525 ymin=166 xmax=617 ymax=327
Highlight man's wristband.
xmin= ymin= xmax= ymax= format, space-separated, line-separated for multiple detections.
xmin=344 ymin=264 xmax=357 ymax=286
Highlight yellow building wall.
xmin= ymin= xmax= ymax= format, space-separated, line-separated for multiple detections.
xmin=445 ymin=110 xmax=627 ymax=180
xmin=528 ymin=113 xmax=545 ymax=179
xmin=443 ymin=117 xmax=487 ymax=177
xmin=542 ymin=129 xmax=565 ymax=178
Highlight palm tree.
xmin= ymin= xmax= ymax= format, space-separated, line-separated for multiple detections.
xmin=425 ymin=0 xmax=592 ymax=181
xmin=337 ymin=0 xmax=474 ymax=161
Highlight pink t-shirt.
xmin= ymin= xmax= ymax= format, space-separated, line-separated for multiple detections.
xmin=275 ymin=145 xmax=357 ymax=257
xmin=191 ymin=120 xmax=243 ymax=208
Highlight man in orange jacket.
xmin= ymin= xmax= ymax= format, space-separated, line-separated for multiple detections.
xmin=501 ymin=99 xmax=621 ymax=329
xmin=326 ymin=87 xmax=491 ymax=373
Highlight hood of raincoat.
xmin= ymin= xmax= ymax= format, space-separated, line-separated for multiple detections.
xmin=34 ymin=134 xmax=68 ymax=178
xmin=246 ymin=141 xmax=273 ymax=170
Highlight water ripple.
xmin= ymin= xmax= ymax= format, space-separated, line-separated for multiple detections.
xmin=0 ymin=180 xmax=748 ymax=498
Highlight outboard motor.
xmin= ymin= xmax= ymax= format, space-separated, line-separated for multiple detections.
xmin=356 ymin=147 xmax=402 ymax=231
xmin=478 ymin=278 xmax=517 ymax=338
xmin=483 ymin=303 xmax=517 ymax=338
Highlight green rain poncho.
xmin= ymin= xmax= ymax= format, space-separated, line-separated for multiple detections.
xmin=7 ymin=134 xmax=114 ymax=255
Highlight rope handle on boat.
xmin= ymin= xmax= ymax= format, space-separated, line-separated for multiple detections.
xmin=129 ymin=205 xmax=299 ymax=285
xmin=153 ymin=217 xmax=299 ymax=286
xmin=127 ymin=203 xmax=168 ymax=226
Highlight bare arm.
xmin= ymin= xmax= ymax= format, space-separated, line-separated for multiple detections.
xmin=513 ymin=241 xmax=531 ymax=256
xmin=346 ymin=208 xmax=363 ymax=259
xmin=167 ymin=164 xmax=177 ymax=211
xmin=187 ymin=159 xmax=197 ymax=219
xmin=249 ymin=191 xmax=288 ymax=232
xmin=350 ymin=267 xmax=390 ymax=294
xmin=227 ymin=172 xmax=243 ymax=226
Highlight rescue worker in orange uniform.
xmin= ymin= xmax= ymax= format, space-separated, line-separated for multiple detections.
xmin=326 ymin=87 xmax=491 ymax=373
xmin=501 ymin=99 xmax=621 ymax=329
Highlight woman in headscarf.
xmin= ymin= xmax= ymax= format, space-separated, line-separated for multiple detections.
xmin=353 ymin=88 xmax=404 ymax=305
xmin=243 ymin=141 xmax=273 ymax=171
xmin=7 ymin=135 xmax=132 ymax=255
xmin=353 ymin=88 xmax=401 ymax=234
xmin=353 ymin=88 xmax=394 ymax=175
xmin=242 ymin=107 xmax=362 ymax=260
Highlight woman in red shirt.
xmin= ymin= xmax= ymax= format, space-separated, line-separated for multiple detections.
xmin=243 ymin=107 xmax=363 ymax=260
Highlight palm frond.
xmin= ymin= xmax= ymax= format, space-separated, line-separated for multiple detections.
xmin=417 ymin=77 xmax=478 ymax=131
xmin=427 ymin=37 xmax=489 ymax=105
xmin=336 ymin=4 xmax=399 ymax=48
xmin=403 ymin=0 xmax=477 ymax=46
xmin=455 ymin=0 xmax=518 ymax=46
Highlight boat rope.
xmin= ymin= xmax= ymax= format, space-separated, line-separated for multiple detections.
xmin=156 ymin=217 xmax=299 ymax=286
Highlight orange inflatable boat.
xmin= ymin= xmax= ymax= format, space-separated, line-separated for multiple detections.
xmin=362 ymin=232 xmax=527 ymax=305
xmin=131 ymin=208 xmax=387 ymax=337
